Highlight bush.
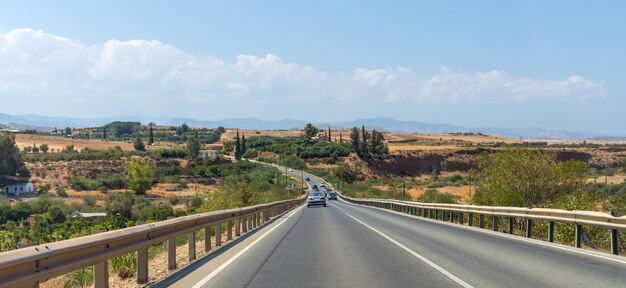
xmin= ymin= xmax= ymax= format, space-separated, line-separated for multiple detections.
xmin=63 ymin=268 xmax=93 ymax=288
xmin=334 ymin=162 xmax=357 ymax=184
xmin=417 ymin=189 xmax=459 ymax=204
xmin=70 ymin=176 xmax=105 ymax=191
xmin=111 ymin=253 xmax=136 ymax=279
xmin=56 ymin=187 xmax=68 ymax=197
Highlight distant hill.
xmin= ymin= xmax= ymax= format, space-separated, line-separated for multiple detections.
xmin=0 ymin=112 xmax=623 ymax=140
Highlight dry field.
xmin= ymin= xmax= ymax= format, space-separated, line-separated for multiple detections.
xmin=388 ymin=145 xmax=461 ymax=152
xmin=587 ymin=175 xmax=626 ymax=185
xmin=220 ymin=129 xmax=303 ymax=143
xmin=408 ymin=186 xmax=473 ymax=203
xmin=15 ymin=134 xmax=179 ymax=152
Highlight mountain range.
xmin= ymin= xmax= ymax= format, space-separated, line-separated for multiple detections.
xmin=1 ymin=112 xmax=624 ymax=140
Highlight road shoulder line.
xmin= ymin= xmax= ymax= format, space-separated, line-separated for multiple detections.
xmin=191 ymin=204 xmax=305 ymax=288
xmin=334 ymin=205 xmax=474 ymax=288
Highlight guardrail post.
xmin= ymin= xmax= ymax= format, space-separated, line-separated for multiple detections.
xmin=227 ymin=221 xmax=233 ymax=240
xmin=493 ymin=216 xmax=499 ymax=231
xmin=548 ymin=221 xmax=555 ymax=242
xmin=256 ymin=212 xmax=260 ymax=227
xmin=509 ymin=217 xmax=515 ymax=234
xmin=526 ymin=219 xmax=533 ymax=238
xmin=459 ymin=212 xmax=464 ymax=224
xmin=242 ymin=217 xmax=248 ymax=233
xmin=168 ymin=237 xmax=177 ymax=269
xmin=235 ymin=219 xmax=241 ymax=236
xmin=479 ymin=215 xmax=485 ymax=228
xmin=92 ymin=230 xmax=109 ymax=288
xmin=450 ymin=211 xmax=455 ymax=223
xmin=189 ymin=231 xmax=196 ymax=261
xmin=468 ymin=213 xmax=473 ymax=226
xmin=137 ymin=246 xmax=149 ymax=284
xmin=204 ymin=227 xmax=211 ymax=252
xmin=611 ymin=229 xmax=619 ymax=255
xmin=215 ymin=223 xmax=222 ymax=247
xmin=435 ymin=210 xmax=439 ymax=220
xmin=575 ymin=224 xmax=582 ymax=248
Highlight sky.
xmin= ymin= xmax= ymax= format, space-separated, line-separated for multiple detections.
xmin=0 ymin=1 xmax=624 ymax=133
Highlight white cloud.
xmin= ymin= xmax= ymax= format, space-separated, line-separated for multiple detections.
xmin=0 ymin=28 xmax=606 ymax=118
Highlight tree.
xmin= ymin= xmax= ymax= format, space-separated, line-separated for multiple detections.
xmin=46 ymin=206 xmax=66 ymax=224
xmin=303 ymin=123 xmax=319 ymax=139
xmin=23 ymin=146 xmax=32 ymax=154
xmin=235 ymin=130 xmax=242 ymax=160
xmin=102 ymin=127 xmax=107 ymax=139
xmin=31 ymin=143 xmax=39 ymax=153
xmin=65 ymin=127 xmax=72 ymax=136
xmin=339 ymin=132 xmax=343 ymax=143
xmin=328 ymin=126 xmax=331 ymax=141
xmin=217 ymin=126 xmax=226 ymax=133
xmin=350 ymin=127 xmax=360 ymax=156
xmin=39 ymin=144 xmax=49 ymax=153
xmin=0 ymin=132 xmax=30 ymax=186
xmin=126 ymin=158 xmax=156 ymax=195
xmin=186 ymin=136 xmax=200 ymax=160
xmin=369 ymin=129 xmax=388 ymax=158
xmin=334 ymin=162 xmax=357 ymax=183
xmin=241 ymin=134 xmax=247 ymax=155
xmin=472 ymin=148 xmax=587 ymax=208
xmin=148 ymin=125 xmax=154 ymax=145
xmin=360 ymin=126 xmax=370 ymax=158
xmin=133 ymin=137 xmax=145 ymax=151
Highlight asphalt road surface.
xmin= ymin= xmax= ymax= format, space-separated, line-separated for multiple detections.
xmin=156 ymin=169 xmax=626 ymax=288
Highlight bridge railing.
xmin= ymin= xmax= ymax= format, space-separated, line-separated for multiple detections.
xmin=0 ymin=198 xmax=304 ymax=288
xmin=340 ymin=195 xmax=626 ymax=255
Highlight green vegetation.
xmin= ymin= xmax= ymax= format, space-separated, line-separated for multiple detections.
xmin=417 ymin=189 xmax=459 ymax=203
xmin=303 ymin=123 xmax=319 ymax=139
xmin=0 ymin=132 xmax=30 ymax=186
xmin=246 ymin=136 xmax=351 ymax=159
xmin=472 ymin=148 xmax=587 ymax=207
xmin=349 ymin=126 xmax=389 ymax=159
xmin=126 ymin=159 xmax=156 ymax=195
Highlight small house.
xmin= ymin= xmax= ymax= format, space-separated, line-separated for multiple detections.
xmin=3 ymin=182 xmax=35 ymax=196
xmin=199 ymin=149 xmax=219 ymax=159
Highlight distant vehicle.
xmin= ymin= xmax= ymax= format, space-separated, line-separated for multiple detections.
xmin=312 ymin=185 xmax=318 ymax=191
xmin=305 ymin=177 xmax=310 ymax=181
xmin=287 ymin=168 xmax=293 ymax=172
xmin=320 ymin=184 xmax=326 ymax=187
xmin=327 ymin=192 xmax=337 ymax=200
xmin=307 ymin=192 xmax=326 ymax=207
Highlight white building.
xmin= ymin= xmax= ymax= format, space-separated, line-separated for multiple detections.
xmin=3 ymin=182 xmax=35 ymax=196
xmin=199 ymin=149 xmax=219 ymax=159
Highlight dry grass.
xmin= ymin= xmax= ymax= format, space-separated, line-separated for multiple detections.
xmin=408 ymin=186 xmax=473 ymax=203
xmin=15 ymin=134 xmax=178 ymax=152
xmin=586 ymin=175 xmax=626 ymax=185
xmin=388 ymin=145 xmax=461 ymax=152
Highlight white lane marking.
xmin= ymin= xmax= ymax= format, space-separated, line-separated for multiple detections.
xmin=191 ymin=205 xmax=305 ymax=288
xmin=334 ymin=205 xmax=474 ymax=288
xmin=338 ymin=200 xmax=626 ymax=266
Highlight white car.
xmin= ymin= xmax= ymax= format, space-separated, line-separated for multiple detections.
xmin=287 ymin=168 xmax=293 ymax=172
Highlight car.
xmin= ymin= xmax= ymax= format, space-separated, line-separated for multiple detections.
xmin=305 ymin=177 xmax=310 ymax=181
xmin=312 ymin=185 xmax=318 ymax=191
xmin=320 ymin=184 xmax=326 ymax=188
xmin=307 ymin=192 xmax=327 ymax=207
xmin=327 ymin=192 xmax=337 ymax=200
xmin=287 ymin=168 xmax=293 ymax=172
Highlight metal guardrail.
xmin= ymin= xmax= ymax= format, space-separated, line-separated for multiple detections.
xmin=298 ymin=171 xmax=625 ymax=255
xmin=0 ymin=198 xmax=304 ymax=288
xmin=339 ymin=195 xmax=626 ymax=255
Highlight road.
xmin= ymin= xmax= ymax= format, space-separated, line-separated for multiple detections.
xmin=156 ymin=168 xmax=626 ymax=288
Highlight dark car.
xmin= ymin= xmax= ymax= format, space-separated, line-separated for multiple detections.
xmin=306 ymin=177 xmax=310 ymax=181
xmin=327 ymin=192 xmax=337 ymax=200
xmin=312 ymin=185 xmax=318 ymax=191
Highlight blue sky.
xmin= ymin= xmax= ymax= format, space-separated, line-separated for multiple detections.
xmin=0 ymin=1 xmax=624 ymax=133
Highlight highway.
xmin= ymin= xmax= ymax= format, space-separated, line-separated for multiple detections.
xmin=155 ymin=168 xmax=626 ymax=288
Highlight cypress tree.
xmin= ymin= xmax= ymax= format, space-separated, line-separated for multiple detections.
xmin=360 ymin=125 xmax=370 ymax=158
xmin=103 ymin=127 xmax=107 ymax=140
xmin=328 ymin=126 xmax=331 ymax=142
xmin=235 ymin=130 xmax=241 ymax=160
xmin=149 ymin=125 xmax=154 ymax=145
xmin=339 ymin=132 xmax=343 ymax=143
xmin=350 ymin=127 xmax=360 ymax=156
xmin=241 ymin=134 xmax=247 ymax=155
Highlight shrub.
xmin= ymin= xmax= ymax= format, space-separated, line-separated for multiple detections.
xmin=111 ymin=253 xmax=136 ymax=279
xmin=56 ymin=187 xmax=68 ymax=197
xmin=63 ymin=268 xmax=93 ymax=288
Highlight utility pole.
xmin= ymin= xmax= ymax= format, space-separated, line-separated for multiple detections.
xmin=403 ymin=180 xmax=406 ymax=198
